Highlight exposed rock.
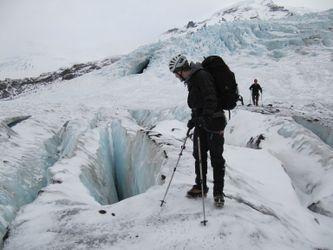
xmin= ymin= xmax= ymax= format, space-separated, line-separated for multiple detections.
xmin=2 ymin=228 xmax=9 ymax=243
xmin=165 ymin=28 xmax=179 ymax=34
xmin=62 ymin=73 xmax=76 ymax=80
xmin=0 ymin=57 xmax=120 ymax=99
xmin=0 ymin=83 xmax=6 ymax=90
xmin=223 ymin=7 xmax=238 ymax=15
xmin=308 ymin=201 xmax=333 ymax=217
xmin=1 ymin=89 xmax=10 ymax=99
xmin=4 ymin=115 xmax=31 ymax=128
xmin=186 ymin=21 xmax=197 ymax=29
xmin=266 ymin=3 xmax=289 ymax=12
xmin=246 ymin=134 xmax=265 ymax=149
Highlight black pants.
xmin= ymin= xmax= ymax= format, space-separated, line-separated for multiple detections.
xmin=193 ymin=127 xmax=226 ymax=196
xmin=252 ymin=94 xmax=259 ymax=106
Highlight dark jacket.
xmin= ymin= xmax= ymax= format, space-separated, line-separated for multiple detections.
xmin=185 ymin=63 xmax=226 ymax=131
xmin=249 ymin=83 xmax=262 ymax=95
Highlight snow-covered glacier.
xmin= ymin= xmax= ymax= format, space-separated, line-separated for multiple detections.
xmin=1 ymin=1 xmax=333 ymax=249
xmin=0 ymin=109 xmax=167 ymax=242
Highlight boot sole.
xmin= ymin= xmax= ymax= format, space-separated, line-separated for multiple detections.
xmin=214 ymin=198 xmax=224 ymax=208
xmin=214 ymin=202 xmax=224 ymax=208
xmin=186 ymin=193 xmax=207 ymax=198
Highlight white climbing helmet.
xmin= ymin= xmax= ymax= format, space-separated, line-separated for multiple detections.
xmin=168 ymin=54 xmax=188 ymax=73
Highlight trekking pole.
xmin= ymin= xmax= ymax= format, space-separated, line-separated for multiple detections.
xmin=197 ymin=136 xmax=208 ymax=226
xmin=261 ymin=93 xmax=263 ymax=107
xmin=160 ymin=128 xmax=191 ymax=207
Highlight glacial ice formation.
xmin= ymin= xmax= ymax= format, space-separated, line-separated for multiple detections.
xmin=225 ymin=109 xmax=333 ymax=217
xmin=0 ymin=114 xmax=165 ymax=244
xmin=0 ymin=121 xmax=63 ymax=241
xmin=293 ymin=115 xmax=333 ymax=148
xmin=0 ymin=3 xmax=332 ymax=249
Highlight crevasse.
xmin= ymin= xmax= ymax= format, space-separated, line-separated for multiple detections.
xmin=0 ymin=116 xmax=165 ymax=244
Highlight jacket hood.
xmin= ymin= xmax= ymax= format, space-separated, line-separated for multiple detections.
xmin=185 ymin=62 xmax=203 ymax=83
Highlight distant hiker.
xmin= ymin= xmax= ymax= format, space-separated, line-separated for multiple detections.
xmin=169 ymin=54 xmax=227 ymax=207
xmin=249 ymin=79 xmax=262 ymax=106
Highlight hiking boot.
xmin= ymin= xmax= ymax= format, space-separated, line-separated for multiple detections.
xmin=186 ymin=185 xmax=208 ymax=198
xmin=214 ymin=195 xmax=225 ymax=208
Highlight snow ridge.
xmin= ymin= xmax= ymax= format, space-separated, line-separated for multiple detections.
xmin=162 ymin=0 xmax=301 ymax=38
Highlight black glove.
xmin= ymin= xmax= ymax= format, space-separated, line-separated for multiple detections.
xmin=196 ymin=116 xmax=205 ymax=127
xmin=187 ymin=119 xmax=195 ymax=130
xmin=188 ymin=116 xmax=212 ymax=129
xmin=195 ymin=116 xmax=210 ymax=128
xmin=201 ymin=116 xmax=215 ymax=129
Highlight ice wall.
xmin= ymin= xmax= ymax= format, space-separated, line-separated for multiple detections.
xmin=0 ymin=122 xmax=66 ymax=242
xmin=43 ymin=115 xmax=165 ymax=205
xmin=0 ymin=113 xmax=166 ymax=245
xmin=78 ymin=118 xmax=165 ymax=204
xmin=58 ymin=121 xmax=119 ymax=205
xmin=111 ymin=119 xmax=165 ymax=200
xmin=150 ymin=9 xmax=333 ymax=62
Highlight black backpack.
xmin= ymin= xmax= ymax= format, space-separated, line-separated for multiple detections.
xmin=202 ymin=55 xmax=239 ymax=111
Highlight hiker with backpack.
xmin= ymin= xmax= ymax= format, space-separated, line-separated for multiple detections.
xmin=168 ymin=54 xmax=238 ymax=207
xmin=249 ymin=79 xmax=262 ymax=106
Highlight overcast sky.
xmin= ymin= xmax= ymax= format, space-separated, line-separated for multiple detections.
xmin=0 ymin=0 xmax=332 ymax=63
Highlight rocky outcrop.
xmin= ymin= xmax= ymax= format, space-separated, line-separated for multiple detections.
xmin=0 ymin=57 xmax=120 ymax=99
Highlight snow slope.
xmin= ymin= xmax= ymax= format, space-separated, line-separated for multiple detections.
xmin=1 ymin=1 xmax=333 ymax=249
xmin=162 ymin=0 xmax=309 ymax=38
